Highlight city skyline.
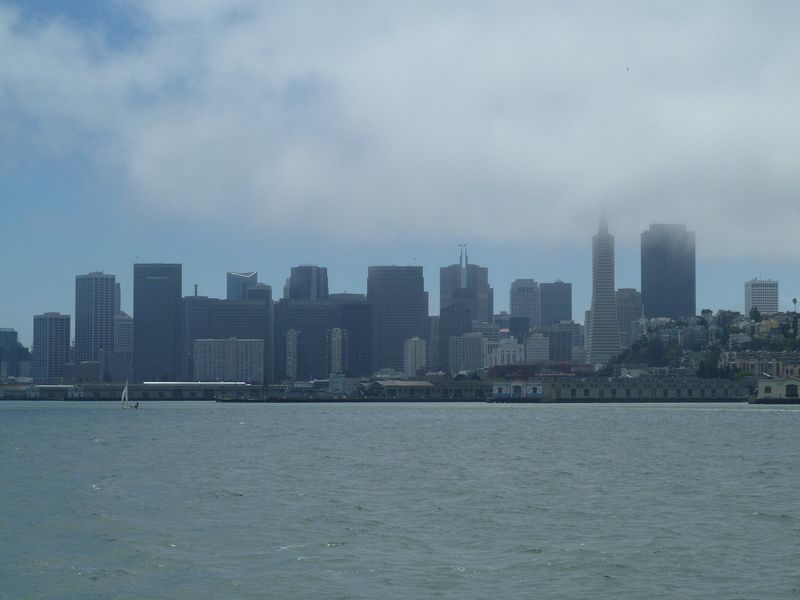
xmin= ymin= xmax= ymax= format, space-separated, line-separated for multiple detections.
xmin=3 ymin=2 xmax=800 ymax=345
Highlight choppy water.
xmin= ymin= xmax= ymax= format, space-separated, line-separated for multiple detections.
xmin=1 ymin=401 xmax=799 ymax=599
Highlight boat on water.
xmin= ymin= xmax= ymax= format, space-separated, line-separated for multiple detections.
xmin=121 ymin=382 xmax=138 ymax=409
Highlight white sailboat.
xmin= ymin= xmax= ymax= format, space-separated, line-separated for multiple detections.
xmin=121 ymin=382 xmax=137 ymax=409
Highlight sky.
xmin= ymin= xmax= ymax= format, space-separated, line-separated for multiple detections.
xmin=2 ymin=1 xmax=799 ymax=346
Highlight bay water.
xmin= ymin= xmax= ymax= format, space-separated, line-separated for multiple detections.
xmin=1 ymin=402 xmax=799 ymax=599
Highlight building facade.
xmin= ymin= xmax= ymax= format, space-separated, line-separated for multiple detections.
xmin=193 ymin=338 xmax=264 ymax=383
xmin=448 ymin=332 xmax=483 ymax=373
xmin=75 ymin=272 xmax=117 ymax=363
xmin=745 ymin=279 xmax=779 ymax=316
xmin=509 ymin=279 xmax=540 ymax=326
xmin=403 ymin=337 xmax=427 ymax=377
xmin=289 ymin=266 xmax=328 ymax=301
xmin=616 ymin=288 xmax=642 ymax=348
xmin=440 ymin=248 xmax=493 ymax=324
xmin=33 ymin=312 xmax=71 ymax=382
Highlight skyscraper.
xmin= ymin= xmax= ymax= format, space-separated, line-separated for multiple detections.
xmin=133 ymin=263 xmax=182 ymax=381
xmin=368 ymin=266 xmax=428 ymax=372
xmin=745 ymin=279 xmax=779 ymax=316
xmin=588 ymin=218 xmax=620 ymax=364
xmin=540 ymin=281 xmax=572 ymax=326
xmin=403 ymin=337 xmax=427 ymax=378
xmin=641 ymin=224 xmax=696 ymax=319
xmin=226 ymin=272 xmax=257 ymax=300
xmin=440 ymin=247 xmax=493 ymax=323
xmin=509 ymin=279 xmax=540 ymax=326
xmin=616 ymin=288 xmax=642 ymax=348
xmin=75 ymin=272 xmax=117 ymax=363
xmin=289 ymin=266 xmax=328 ymax=300
xmin=33 ymin=312 xmax=71 ymax=382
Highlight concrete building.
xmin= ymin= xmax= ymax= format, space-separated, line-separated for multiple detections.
xmin=33 ymin=312 xmax=71 ymax=383
xmin=540 ymin=281 xmax=572 ymax=326
xmin=75 ymin=272 xmax=117 ymax=363
xmin=745 ymin=279 xmax=779 ymax=316
xmin=368 ymin=266 xmax=428 ymax=372
xmin=289 ymin=266 xmax=328 ymax=301
xmin=641 ymin=224 xmax=696 ymax=319
xmin=525 ymin=333 xmax=550 ymax=362
xmin=448 ymin=332 xmax=483 ymax=373
xmin=438 ymin=304 xmax=472 ymax=372
xmin=133 ymin=263 xmax=182 ymax=382
xmin=193 ymin=338 xmax=264 ymax=383
xmin=616 ymin=288 xmax=642 ymax=348
xmin=588 ymin=218 xmax=620 ymax=365
xmin=403 ymin=337 xmax=427 ymax=377
xmin=510 ymin=279 xmax=540 ymax=327
xmin=226 ymin=272 xmax=257 ymax=300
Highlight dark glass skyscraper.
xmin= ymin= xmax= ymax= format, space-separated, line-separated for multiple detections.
xmin=75 ymin=271 xmax=116 ymax=363
xmin=616 ymin=288 xmax=642 ymax=348
xmin=641 ymin=224 xmax=696 ymax=319
xmin=289 ymin=266 xmax=328 ymax=300
xmin=227 ymin=272 xmax=257 ymax=300
xmin=540 ymin=281 xmax=572 ymax=326
xmin=133 ymin=263 xmax=182 ymax=381
xmin=368 ymin=266 xmax=428 ymax=372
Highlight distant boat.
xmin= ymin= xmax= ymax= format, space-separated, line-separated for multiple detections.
xmin=121 ymin=382 xmax=137 ymax=409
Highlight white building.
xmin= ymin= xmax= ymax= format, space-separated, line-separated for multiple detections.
xmin=329 ymin=328 xmax=347 ymax=375
xmin=587 ymin=218 xmax=621 ymax=365
xmin=745 ymin=279 xmax=779 ymax=316
xmin=525 ymin=333 xmax=550 ymax=362
xmin=403 ymin=337 xmax=427 ymax=377
xmin=484 ymin=337 xmax=524 ymax=368
xmin=194 ymin=338 xmax=264 ymax=383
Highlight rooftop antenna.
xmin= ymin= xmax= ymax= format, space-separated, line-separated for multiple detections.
xmin=458 ymin=243 xmax=467 ymax=288
xmin=194 ymin=284 xmax=198 ymax=297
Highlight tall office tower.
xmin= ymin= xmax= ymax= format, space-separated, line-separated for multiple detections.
xmin=510 ymin=279 xmax=540 ymax=326
xmin=133 ymin=263 xmax=182 ymax=382
xmin=289 ymin=266 xmax=328 ymax=300
xmin=448 ymin=332 xmax=483 ymax=373
xmin=0 ymin=328 xmax=19 ymax=377
xmin=114 ymin=312 xmax=134 ymax=354
xmin=368 ymin=266 xmax=428 ymax=372
xmin=540 ymin=281 xmax=573 ymax=326
xmin=616 ymin=288 xmax=642 ymax=348
xmin=246 ymin=283 xmax=273 ymax=303
xmin=745 ymin=279 xmax=779 ymax=316
xmin=227 ymin=272 xmax=257 ymax=300
xmin=32 ymin=312 xmax=71 ymax=382
xmin=438 ymin=303 xmax=472 ymax=372
xmin=440 ymin=247 xmax=494 ymax=324
xmin=75 ymin=272 xmax=117 ymax=363
xmin=587 ymin=218 xmax=620 ymax=365
xmin=115 ymin=283 xmax=121 ymax=314
xmin=403 ymin=337 xmax=427 ymax=378
xmin=641 ymin=224 xmax=696 ymax=319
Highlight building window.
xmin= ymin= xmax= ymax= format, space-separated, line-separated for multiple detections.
xmin=663 ymin=389 xmax=668 ymax=398
xmin=764 ymin=386 xmax=772 ymax=394
xmin=625 ymin=389 xmax=631 ymax=398
xmin=571 ymin=388 xmax=577 ymax=397
xmin=687 ymin=389 xmax=693 ymax=397
xmin=787 ymin=384 xmax=798 ymax=398
xmin=583 ymin=388 xmax=589 ymax=397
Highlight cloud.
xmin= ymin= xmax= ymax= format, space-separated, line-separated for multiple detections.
xmin=2 ymin=1 xmax=800 ymax=257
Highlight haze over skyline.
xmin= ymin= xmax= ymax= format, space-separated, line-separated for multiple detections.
xmin=2 ymin=1 xmax=799 ymax=345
